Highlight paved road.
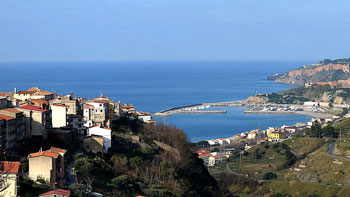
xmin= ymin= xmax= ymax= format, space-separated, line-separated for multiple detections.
xmin=66 ymin=146 xmax=83 ymax=186
xmin=326 ymin=142 xmax=350 ymax=161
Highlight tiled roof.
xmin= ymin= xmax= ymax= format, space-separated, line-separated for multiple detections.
xmin=51 ymin=103 xmax=68 ymax=108
xmin=1 ymin=108 xmax=22 ymax=114
xmin=0 ymin=161 xmax=20 ymax=174
xmin=28 ymin=151 xmax=59 ymax=158
xmin=0 ymin=114 xmax=15 ymax=120
xmin=33 ymin=90 xmax=53 ymax=96
xmin=18 ymin=105 xmax=47 ymax=112
xmin=32 ymin=99 xmax=49 ymax=105
xmin=50 ymin=147 xmax=67 ymax=154
xmin=39 ymin=189 xmax=71 ymax=197
xmin=16 ymin=90 xmax=35 ymax=94
xmin=121 ymin=105 xmax=134 ymax=108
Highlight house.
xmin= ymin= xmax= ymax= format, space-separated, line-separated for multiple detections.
xmin=52 ymin=94 xmax=82 ymax=115
xmin=217 ymin=138 xmax=227 ymax=145
xmin=31 ymin=90 xmax=54 ymax=101
xmin=0 ymin=114 xmax=17 ymax=149
xmin=28 ymin=148 xmax=66 ymax=187
xmin=208 ymin=155 xmax=226 ymax=167
xmin=87 ymin=126 xmax=111 ymax=153
xmin=13 ymin=90 xmax=35 ymax=101
xmin=83 ymin=100 xmax=108 ymax=127
xmin=68 ymin=114 xmax=86 ymax=135
xmin=247 ymin=130 xmax=258 ymax=140
xmin=207 ymin=139 xmax=218 ymax=146
xmin=31 ymin=99 xmax=49 ymax=110
xmin=51 ymin=104 xmax=69 ymax=128
xmin=17 ymin=105 xmax=51 ymax=139
xmin=198 ymin=153 xmax=212 ymax=166
xmin=0 ymin=161 xmax=21 ymax=197
xmin=137 ymin=111 xmax=152 ymax=123
xmin=39 ymin=189 xmax=71 ymax=197
xmin=0 ymin=96 xmax=9 ymax=109
xmin=0 ymin=108 xmax=26 ymax=142
xmin=268 ymin=132 xmax=287 ymax=143
xmin=120 ymin=104 xmax=135 ymax=115
xmin=83 ymin=135 xmax=104 ymax=154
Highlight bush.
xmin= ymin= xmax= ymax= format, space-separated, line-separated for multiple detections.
xmin=263 ymin=172 xmax=277 ymax=180
xmin=75 ymin=153 xmax=84 ymax=160
xmin=264 ymin=144 xmax=270 ymax=149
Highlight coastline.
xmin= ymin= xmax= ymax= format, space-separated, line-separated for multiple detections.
xmin=244 ymin=110 xmax=334 ymax=118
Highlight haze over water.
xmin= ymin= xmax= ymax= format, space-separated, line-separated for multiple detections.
xmin=0 ymin=60 xmax=314 ymax=141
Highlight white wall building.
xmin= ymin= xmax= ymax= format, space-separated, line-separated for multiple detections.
xmin=51 ymin=104 xmax=68 ymax=128
xmin=87 ymin=126 xmax=112 ymax=153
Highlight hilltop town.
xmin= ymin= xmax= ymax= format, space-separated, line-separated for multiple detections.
xmin=0 ymin=87 xmax=158 ymax=196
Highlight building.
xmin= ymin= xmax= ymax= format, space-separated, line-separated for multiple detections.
xmin=50 ymin=128 xmax=77 ymax=151
xmin=31 ymin=90 xmax=54 ymax=101
xmin=198 ymin=153 xmax=212 ymax=166
xmin=137 ymin=111 xmax=152 ymax=123
xmin=13 ymin=90 xmax=35 ymax=101
xmin=28 ymin=148 xmax=66 ymax=187
xmin=0 ymin=96 xmax=9 ymax=109
xmin=208 ymin=155 xmax=226 ymax=167
xmin=68 ymin=114 xmax=86 ymax=135
xmin=0 ymin=114 xmax=17 ymax=149
xmin=13 ymin=87 xmax=54 ymax=101
xmin=268 ymin=132 xmax=287 ymax=143
xmin=0 ymin=108 xmax=26 ymax=142
xmin=0 ymin=161 xmax=21 ymax=197
xmin=17 ymin=105 xmax=51 ymax=139
xmin=83 ymin=135 xmax=104 ymax=154
xmin=87 ymin=126 xmax=111 ymax=153
xmin=120 ymin=104 xmax=135 ymax=115
xmin=39 ymin=189 xmax=71 ymax=197
xmin=52 ymin=94 xmax=82 ymax=115
xmin=51 ymin=104 xmax=68 ymax=128
xmin=31 ymin=99 xmax=50 ymax=110
xmin=83 ymin=101 xmax=108 ymax=127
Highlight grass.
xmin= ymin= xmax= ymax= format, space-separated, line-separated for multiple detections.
xmin=283 ymin=137 xmax=327 ymax=156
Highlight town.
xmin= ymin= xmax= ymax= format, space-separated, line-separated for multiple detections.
xmin=0 ymin=87 xmax=154 ymax=196
xmin=194 ymin=115 xmax=340 ymax=168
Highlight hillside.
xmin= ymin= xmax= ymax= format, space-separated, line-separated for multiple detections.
xmin=268 ymin=58 xmax=350 ymax=85
xmin=67 ymin=118 xmax=219 ymax=197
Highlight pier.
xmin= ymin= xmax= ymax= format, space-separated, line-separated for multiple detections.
xmin=153 ymin=100 xmax=243 ymax=116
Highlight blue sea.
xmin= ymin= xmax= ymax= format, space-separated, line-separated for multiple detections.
xmin=0 ymin=60 xmax=315 ymax=142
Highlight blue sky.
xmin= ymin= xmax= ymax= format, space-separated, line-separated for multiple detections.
xmin=0 ymin=0 xmax=350 ymax=62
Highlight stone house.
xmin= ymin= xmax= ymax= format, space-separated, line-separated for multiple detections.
xmin=83 ymin=135 xmax=104 ymax=154
xmin=87 ymin=126 xmax=111 ymax=153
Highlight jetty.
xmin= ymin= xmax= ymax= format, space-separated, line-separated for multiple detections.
xmin=153 ymin=100 xmax=243 ymax=117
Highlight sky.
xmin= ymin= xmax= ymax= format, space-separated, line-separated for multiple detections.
xmin=0 ymin=0 xmax=350 ymax=62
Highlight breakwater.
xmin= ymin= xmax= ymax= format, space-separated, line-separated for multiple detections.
xmin=153 ymin=100 xmax=244 ymax=116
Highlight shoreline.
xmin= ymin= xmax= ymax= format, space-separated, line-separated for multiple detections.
xmin=244 ymin=110 xmax=334 ymax=118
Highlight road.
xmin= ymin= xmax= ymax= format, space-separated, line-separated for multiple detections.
xmin=326 ymin=142 xmax=350 ymax=161
xmin=66 ymin=146 xmax=83 ymax=186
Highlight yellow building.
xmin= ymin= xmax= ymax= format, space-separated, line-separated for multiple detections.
xmin=268 ymin=132 xmax=286 ymax=143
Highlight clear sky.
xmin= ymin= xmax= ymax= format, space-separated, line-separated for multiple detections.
xmin=1 ymin=0 xmax=350 ymax=62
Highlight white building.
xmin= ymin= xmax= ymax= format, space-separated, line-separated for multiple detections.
xmin=304 ymin=101 xmax=318 ymax=107
xmin=207 ymin=140 xmax=218 ymax=146
xmin=137 ymin=111 xmax=152 ymax=123
xmin=87 ymin=126 xmax=112 ymax=153
xmin=51 ymin=104 xmax=68 ymax=128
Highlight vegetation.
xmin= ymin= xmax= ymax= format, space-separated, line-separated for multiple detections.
xmin=73 ymin=119 xmax=219 ymax=196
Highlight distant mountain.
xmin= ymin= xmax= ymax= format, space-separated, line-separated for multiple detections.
xmin=268 ymin=58 xmax=350 ymax=85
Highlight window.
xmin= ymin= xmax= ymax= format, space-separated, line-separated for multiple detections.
xmin=100 ymin=110 xmax=103 ymax=112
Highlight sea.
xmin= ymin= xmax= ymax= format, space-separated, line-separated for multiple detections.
xmin=0 ymin=60 xmax=315 ymax=142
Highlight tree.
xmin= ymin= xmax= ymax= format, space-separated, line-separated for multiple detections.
xmin=324 ymin=125 xmax=335 ymax=138
xmin=308 ymin=121 xmax=322 ymax=138
xmin=74 ymin=158 xmax=95 ymax=192
xmin=262 ymin=172 xmax=277 ymax=180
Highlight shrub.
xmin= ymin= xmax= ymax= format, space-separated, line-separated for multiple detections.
xmin=262 ymin=172 xmax=277 ymax=180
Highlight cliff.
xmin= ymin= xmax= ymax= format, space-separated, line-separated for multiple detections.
xmin=268 ymin=58 xmax=350 ymax=85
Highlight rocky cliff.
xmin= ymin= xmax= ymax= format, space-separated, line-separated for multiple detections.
xmin=268 ymin=59 xmax=350 ymax=85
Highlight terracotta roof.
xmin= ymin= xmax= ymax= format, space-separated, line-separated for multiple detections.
xmin=0 ymin=92 xmax=12 ymax=96
xmin=27 ymin=87 xmax=40 ymax=91
xmin=18 ymin=105 xmax=47 ymax=112
xmin=28 ymin=151 xmax=59 ymax=158
xmin=1 ymin=108 xmax=22 ymax=114
xmin=33 ymin=90 xmax=53 ymax=96
xmin=0 ymin=114 xmax=15 ymax=120
xmin=198 ymin=153 xmax=212 ymax=157
xmin=51 ymin=103 xmax=68 ymax=108
xmin=39 ymin=189 xmax=71 ymax=197
xmin=121 ymin=105 xmax=134 ymax=108
xmin=87 ymin=100 xmax=108 ymax=104
xmin=0 ymin=161 xmax=20 ymax=174
xmin=16 ymin=90 xmax=35 ymax=94
xmin=83 ymin=103 xmax=94 ymax=107
xmin=50 ymin=147 xmax=67 ymax=154
xmin=32 ymin=99 xmax=49 ymax=105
